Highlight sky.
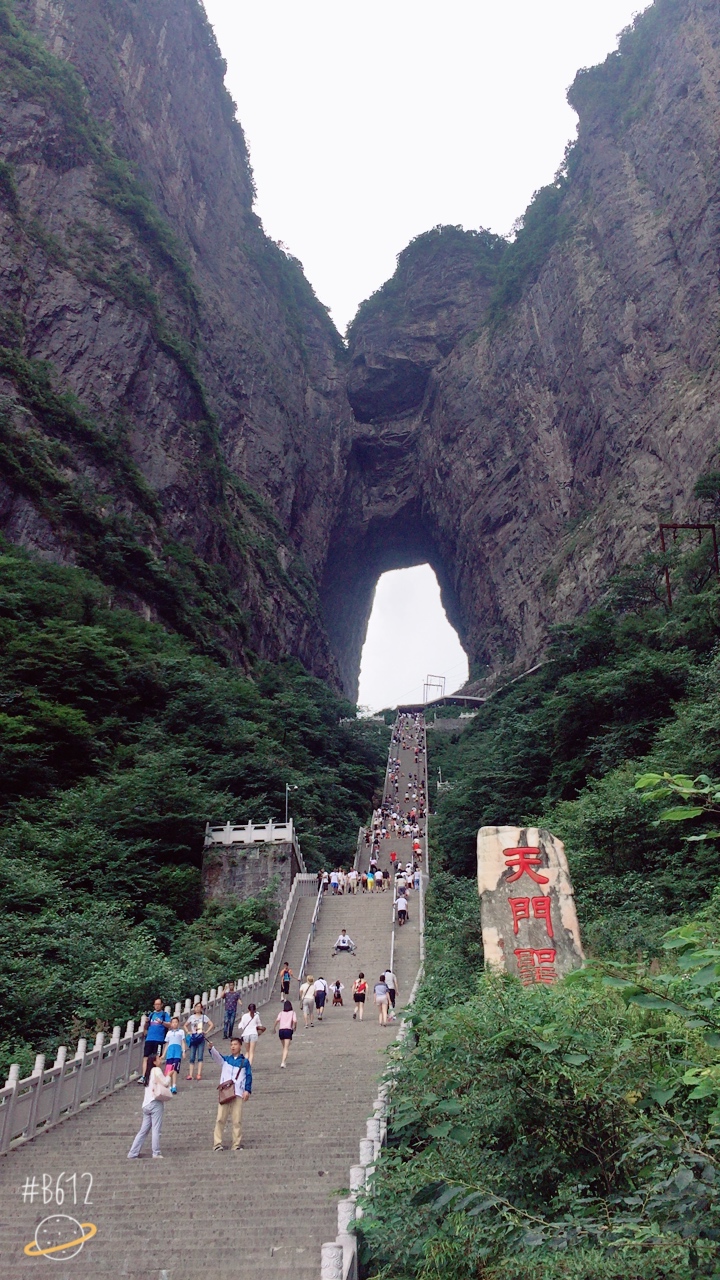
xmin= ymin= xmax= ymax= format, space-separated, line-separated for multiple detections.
xmin=202 ymin=0 xmax=643 ymax=709
xmin=357 ymin=566 xmax=470 ymax=713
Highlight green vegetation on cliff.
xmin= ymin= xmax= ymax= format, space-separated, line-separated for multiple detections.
xmin=0 ymin=543 xmax=388 ymax=1078
xmin=429 ymin=539 xmax=720 ymax=960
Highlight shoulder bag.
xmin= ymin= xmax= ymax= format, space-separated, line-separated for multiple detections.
xmin=218 ymin=1066 xmax=241 ymax=1105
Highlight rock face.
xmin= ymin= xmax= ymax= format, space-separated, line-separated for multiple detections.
xmin=2 ymin=0 xmax=720 ymax=698
xmin=340 ymin=0 xmax=720 ymax=692
xmin=0 ymin=0 xmax=353 ymax=678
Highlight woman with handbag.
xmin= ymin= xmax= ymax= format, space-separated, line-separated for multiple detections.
xmin=127 ymin=1052 xmax=172 ymax=1159
xmin=299 ymin=975 xmax=315 ymax=1028
xmin=237 ymin=1003 xmax=264 ymax=1064
xmin=207 ymin=1037 xmax=252 ymax=1152
xmin=183 ymin=1002 xmax=214 ymax=1081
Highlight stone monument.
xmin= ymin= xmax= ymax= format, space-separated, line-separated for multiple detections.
xmin=477 ymin=825 xmax=584 ymax=984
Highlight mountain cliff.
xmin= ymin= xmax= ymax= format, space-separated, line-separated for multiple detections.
xmin=1 ymin=0 xmax=719 ymax=698
xmin=0 ymin=0 xmax=352 ymax=679
xmin=343 ymin=0 xmax=720 ymax=690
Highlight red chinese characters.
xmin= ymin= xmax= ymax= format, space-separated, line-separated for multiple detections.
xmin=508 ymin=895 xmax=554 ymax=938
xmin=504 ymin=846 xmax=557 ymax=984
xmin=503 ymin=847 xmax=549 ymax=885
xmin=513 ymin=948 xmax=558 ymax=986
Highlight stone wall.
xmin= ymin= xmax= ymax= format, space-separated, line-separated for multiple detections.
xmin=202 ymin=841 xmax=302 ymax=917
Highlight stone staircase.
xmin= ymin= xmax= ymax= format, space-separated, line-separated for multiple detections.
xmin=0 ymin=723 xmax=424 ymax=1279
xmin=0 ymin=891 xmax=420 ymax=1280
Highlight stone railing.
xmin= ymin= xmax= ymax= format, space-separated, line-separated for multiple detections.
xmin=204 ymin=819 xmax=306 ymax=872
xmin=299 ymin=883 xmax=325 ymax=981
xmin=0 ymin=873 xmax=317 ymax=1153
xmin=354 ymin=825 xmax=367 ymax=871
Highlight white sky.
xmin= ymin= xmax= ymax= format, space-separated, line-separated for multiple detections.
xmin=202 ymin=0 xmax=643 ymax=708
xmin=357 ymin=566 xmax=469 ymax=712
xmin=203 ymin=0 xmax=643 ymax=333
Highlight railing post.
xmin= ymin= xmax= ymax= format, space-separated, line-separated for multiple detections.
xmin=24 ymin=1055 xmax=46 ymax=1139
xmin=123 ymin=1022 xmax=135 ymax=1083
xmin=0 ymin=1064 xmax=20 ymax=1155
xmin=71 ymin=1040 xmax=87 ymax=1115
xmin=320 ymin=1242 xmax=343 ymax=1280
xmin=50 ymin=1047 xmax=67 ymax=1125
xmin=89 ymin=1034 xmax=104 ymax=1103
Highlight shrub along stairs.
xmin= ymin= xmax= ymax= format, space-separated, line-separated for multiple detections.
xmin=0 ymin=724 xmax=424 ymax=1279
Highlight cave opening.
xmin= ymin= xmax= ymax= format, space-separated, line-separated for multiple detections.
xmin=357 ymin=564 xmax=469 ymax=713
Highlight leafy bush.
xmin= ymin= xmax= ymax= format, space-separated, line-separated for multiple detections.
xmin=359 ymin=896 xmax=719 ymax=1279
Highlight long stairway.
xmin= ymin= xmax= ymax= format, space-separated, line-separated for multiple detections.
xmin=0 ymin=720 xmax=424 ymax=1279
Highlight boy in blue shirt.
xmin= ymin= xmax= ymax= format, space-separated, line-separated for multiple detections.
xmin=207 ymin=1037 xmax=252 ymax=1152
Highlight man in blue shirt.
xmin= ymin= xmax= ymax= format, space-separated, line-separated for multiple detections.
xmin=140 ymin=999 xmax=171 ymax=1084
xmin=222 ymin=983 xmax=240 ymax=1039
xmin=207 ymin=1037 xmax=252 ymax=1152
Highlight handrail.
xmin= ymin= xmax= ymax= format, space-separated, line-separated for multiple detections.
xmin=354 ymin=825 xmax=366 ymax=872
xmin=0 ymin=871 xmax=318 ymax=1152
xmin=298 ymin=883 xmax=324 ymax=982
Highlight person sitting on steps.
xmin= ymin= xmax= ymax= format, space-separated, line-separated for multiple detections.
xmin=333 ymin=928 xmax=356 ymax=956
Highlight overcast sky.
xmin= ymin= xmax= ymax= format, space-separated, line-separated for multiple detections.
xmin=202 ymin=0 xmax=643 ymax=709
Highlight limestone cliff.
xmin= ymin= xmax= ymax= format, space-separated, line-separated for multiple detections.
xmin=341 ymin=0 xmax=720 ymax=692
xmin=0 ymin=0 xmax=352 ymax=678
xmin=1 ymin=0 xmax=719 ymax=700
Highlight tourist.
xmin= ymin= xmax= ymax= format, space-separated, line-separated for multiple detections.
xmin=330 ymin=869 xmax=340 ymax=894
xmin=207 ymin=1036 xmax=252 ymax=1153
xmin=374 ymin=975 xmax=390 ymax=1025
xmin=414 ymin=867 xmax=421 ymax=890
xmin=161 ymin=1016 xmax=185 ymax=1093
xmin=237 ymin=1003 xmax=263 ymax=1064
xmin=361 ymin=870 xmax=368 ymax=892
xmin=314 ymin=975 xmax=329 ymax=1020
xmin=347 ymin=868 xmax=359 ymax=894
xmin=331 ymin=979 xmax=344 ymax=1006
xmin=299 ymin=974 xmax=315 ymax=1027
xmin=223 ymin=982 xmax=241 ymax=1040
xmin=397 ymin=893 xmax=409 ymax=926
xmin=274 ymin=1001 xmax=297 ymax=1068
xmin=367 ymin=868 xmax=375 ymax=893
xmin=352 ymin=972 xmax=368 ymax=1021
xmin=333 ymin=928 xmax=356 ymax=956
xmin=279 ymin=962 xmax=294 ymax=998
xmin=140 ymin=999 xmax=171 ymax=1084
xmin=184 ymin=1001 xmax=214 ymax=1081
xmin=127 ymin=1052 xmax=172 ymax=1159
xmin=385 ymin=969 xmax=398 ymax=1010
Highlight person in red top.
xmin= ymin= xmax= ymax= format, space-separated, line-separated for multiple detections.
xmin=352 ymin=973 xmax=368 ymax=1021
xmin=389 ymin=850 xmax=397 ymax=868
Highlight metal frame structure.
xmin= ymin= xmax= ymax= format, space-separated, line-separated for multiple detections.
xmin=423 ymin=673 xmax=445 ymax=703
